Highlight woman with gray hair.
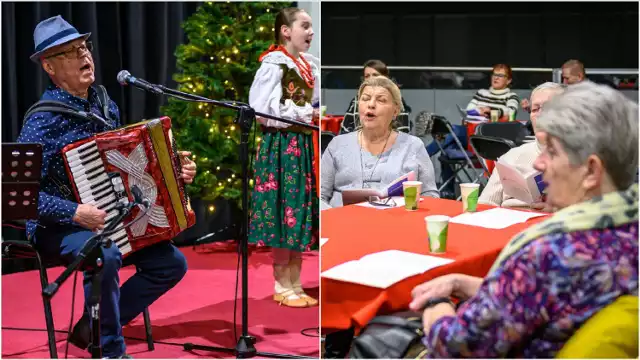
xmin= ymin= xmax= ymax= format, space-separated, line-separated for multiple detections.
xmin=479 ymin=82 xmax=565 ymax=210
xmin=410 ymin=81 xmax=638 ymax=358
xmin=321 ymin=76 xmax=439 ymax=207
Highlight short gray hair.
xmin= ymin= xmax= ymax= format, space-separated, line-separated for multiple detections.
xmin=536 ymin=81 xmax=638 ymax=190
xmin=531 ymin=82 xmax=565 ymax=98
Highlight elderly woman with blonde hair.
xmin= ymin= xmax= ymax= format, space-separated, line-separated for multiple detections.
xmin=410 ymin=81 xmax=638 ymax=358
xmin=321 ymin=76 xmax=439 ymax=207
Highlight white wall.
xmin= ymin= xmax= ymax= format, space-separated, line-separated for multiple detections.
xmin=297 ymin=1 xmax=320 ymax=58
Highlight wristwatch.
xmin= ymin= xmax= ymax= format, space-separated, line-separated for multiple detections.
xmin=421 ymin=297 xmax=455 ymax=311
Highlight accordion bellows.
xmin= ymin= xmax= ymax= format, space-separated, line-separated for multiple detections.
xmin=61 ymin=117 xmax=196 ymax=257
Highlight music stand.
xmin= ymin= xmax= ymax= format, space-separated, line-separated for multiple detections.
xmin=2 ymin=143 xmax=42 ymax=221
xmin=1 ymin=143 xmax=58 ymax=358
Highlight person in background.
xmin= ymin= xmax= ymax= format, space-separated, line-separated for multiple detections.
xmin=465 ymin=63 xmax=520 ymax=119
xmin=426 ymin=64 xmax=520 ymax=199
xmin=322 ymin=76 xmax=439 ymax=207
xmin=248 ymin=7 xmax=319 ymax=308
xmin=411 ymin=81 xmax=638 ymax=358
xmin=561 ymin=59 xmax=587 ymax=85
xmin=522 ymin=59 xmax=585 ymax=111
xmin=479 ymin=82 xmax=564 ymax=211
xmin=340 ymin=59 xmax=412 ymax=134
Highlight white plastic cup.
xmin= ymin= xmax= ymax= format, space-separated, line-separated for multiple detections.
xmin=425 ymin=215 xmax=450 ymax=253
xmin=460 ymin=183 xmax=480 ymax=212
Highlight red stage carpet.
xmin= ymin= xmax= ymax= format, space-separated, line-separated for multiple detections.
xmin=2 ymin=243 xmax=319 ymax=358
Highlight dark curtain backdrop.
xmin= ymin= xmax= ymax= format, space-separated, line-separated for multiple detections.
xmin=321 ymin=1 xmax=639 ymax=69
xmin=2 ymin=1 xmax=201 ymax=142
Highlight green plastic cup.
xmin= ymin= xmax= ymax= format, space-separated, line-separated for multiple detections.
xmin=460 ymin=183 xmax=480 ymax=212
xmin=403 ymin=181 xmax=422 ymax=211
xmin=425 ymin=215 xmax=450 ymax=253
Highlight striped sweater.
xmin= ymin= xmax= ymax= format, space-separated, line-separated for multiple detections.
xmin=466 ymin=87 xmax=520 ymax=118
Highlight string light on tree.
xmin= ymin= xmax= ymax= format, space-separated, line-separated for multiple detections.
xmin=161 ymin=1 xmax=293 ymax=206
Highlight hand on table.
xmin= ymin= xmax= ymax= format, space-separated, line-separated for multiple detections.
xmin=409 ymin=274 xmax=458 ymax=311
xmin=73 ymin=203 xmax=107 ymax=232
xmin=530 ymin=201 xmax=554 ymax=213
xmin=178 ymin=151 xmax=197 ymax=184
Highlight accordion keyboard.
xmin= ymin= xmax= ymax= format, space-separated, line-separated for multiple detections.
xmin=64 ymin=140 xmax=133 ymax=255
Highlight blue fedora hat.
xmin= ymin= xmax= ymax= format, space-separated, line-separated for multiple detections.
xmin=30 ymin=15 xmax=90 ymax=63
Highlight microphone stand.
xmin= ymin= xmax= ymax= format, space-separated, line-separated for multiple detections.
xmin=42 ymin=202 xmax=138 ymax=359
xmin=150 ymin=83 xmax=317 ymax=359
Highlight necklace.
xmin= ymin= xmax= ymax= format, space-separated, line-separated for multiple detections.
xmin=260 ymin=45 xmax=315 ymax=88
xmin=359 ymin=130 xmax=392 ymax=188
xmin=282 ymin=47 xmax=315 ymax=89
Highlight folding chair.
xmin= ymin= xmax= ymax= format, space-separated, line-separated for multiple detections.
xmin=469 ymin=135 xmax=516 ymax=162
xmin=430 ymin=115 xmax=488 ymax=196
xmin=321 ymin=131 xmax=335 ymax=155
xmin=2 ymin=235 xmax=155 ymax=358
xmin=475 ymin=122 xmax=529 ymax=147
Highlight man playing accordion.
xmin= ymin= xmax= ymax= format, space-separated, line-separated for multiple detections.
xmin=17 ymin=16 xmax=197 ymax=359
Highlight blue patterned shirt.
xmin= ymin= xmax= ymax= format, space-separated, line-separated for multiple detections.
xmin=17 ymin=85 xmax=120 ymax=241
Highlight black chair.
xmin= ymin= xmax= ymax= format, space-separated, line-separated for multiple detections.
xmin=2 ymin=238 xmax=155 ymax=358
xmin=430 ymin=115 xmax=487 ymax=195
xmin=475 ymin=122 xmax=529 ymax=147
xmin=469 ymin=135 xmax=516 ymax=162
xmin=321 ymin=131 xmax=335 ymax=155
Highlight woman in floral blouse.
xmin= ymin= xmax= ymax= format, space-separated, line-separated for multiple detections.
xmin=410 ymin=81 xmax=638 ymax=357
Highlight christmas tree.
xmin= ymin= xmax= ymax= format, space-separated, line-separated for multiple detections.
xmin=162 ymin=1 xmax=293 ymax=210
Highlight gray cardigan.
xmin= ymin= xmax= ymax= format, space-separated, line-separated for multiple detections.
xmin=321 ymin=131 xmax=439 ymax=207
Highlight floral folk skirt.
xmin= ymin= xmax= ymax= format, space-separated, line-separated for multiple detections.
xmin=248 ymin=130 xmax=318 ymax=252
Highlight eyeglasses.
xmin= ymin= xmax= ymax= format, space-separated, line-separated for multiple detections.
xmin=367 ymin=196 xmax=396 ymax=207
xmin=46 ymin=41 xmax=93 ymax=59
xmin=492 ymin=73 xmax=507 ymax=78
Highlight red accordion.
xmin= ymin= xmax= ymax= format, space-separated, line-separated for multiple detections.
xmin=61 ymin=116 xmax=196 ymax=257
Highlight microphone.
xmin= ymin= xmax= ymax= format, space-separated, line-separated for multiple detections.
xmin=130 ymin=185 xmax=151 ymax=208
xmin=117 ymin=70 xmax=163 ymax=95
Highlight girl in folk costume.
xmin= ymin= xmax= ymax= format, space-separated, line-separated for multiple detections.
xmin=248 ymin=8 xmax=319 ymax=308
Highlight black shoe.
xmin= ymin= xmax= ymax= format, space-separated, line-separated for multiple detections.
xmin=68 ymin=313 xmax=90 ymax=350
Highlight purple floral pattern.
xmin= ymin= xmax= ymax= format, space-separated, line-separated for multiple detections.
xmin=424 ymin=222 xmax=639 ymax=358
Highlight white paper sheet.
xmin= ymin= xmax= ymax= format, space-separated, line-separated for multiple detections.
xmin=320 ymin=238 xmax=329 ymax=246
xmin=321 ymin=250 xmax=454 ymax=288
xmin=450 ymin=207 xmax=546 ymax=229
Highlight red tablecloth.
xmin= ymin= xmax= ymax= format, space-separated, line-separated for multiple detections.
xmin=320 ymin=197 xmax=548 ymax=332
xmin=321 ymin=115 xmax=344 ymax=135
